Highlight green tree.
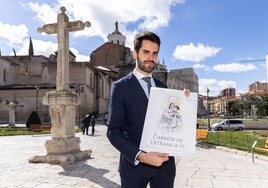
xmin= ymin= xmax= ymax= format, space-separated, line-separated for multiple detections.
xmin=256 ymin=94 xmax=268 ymax=118
xmin=228 ymin=100 xmax=240 ymax=116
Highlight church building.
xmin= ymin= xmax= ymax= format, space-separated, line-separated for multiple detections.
xmin=0 ymin=22 xmax=198 ymax=125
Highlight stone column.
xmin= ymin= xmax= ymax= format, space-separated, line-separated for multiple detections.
xmin=8 ymin=106 xmax=15 ymax=127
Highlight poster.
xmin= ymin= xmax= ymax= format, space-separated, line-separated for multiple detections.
xmin=139 ymin=87 xmax=197 ymax=156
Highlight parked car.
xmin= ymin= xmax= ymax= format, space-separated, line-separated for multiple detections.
xmin=211 ymin=119 xmax=245 ymax=131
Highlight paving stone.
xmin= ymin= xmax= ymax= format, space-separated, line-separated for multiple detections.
xmin=1 ymin=124 xmax=268 ymax=188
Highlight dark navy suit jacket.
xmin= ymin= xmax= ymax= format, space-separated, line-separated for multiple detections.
xmin=107 ymin=72 xmax=176 ymax=177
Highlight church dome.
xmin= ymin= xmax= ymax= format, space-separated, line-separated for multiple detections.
xmin=107 ymin=21 xmax=126 ymax=46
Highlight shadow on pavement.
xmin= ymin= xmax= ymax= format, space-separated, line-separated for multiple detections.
xmin=59 ymin=161 xmax=120 ymax=188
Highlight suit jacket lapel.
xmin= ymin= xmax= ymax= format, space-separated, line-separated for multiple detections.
xmin=153 ymin=76 xmax=167 ymax=88
xmin=127 ymin=73 xmax=148 ymax=103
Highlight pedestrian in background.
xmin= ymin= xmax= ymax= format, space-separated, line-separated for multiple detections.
xmin=82 ymin=112 xmax=91 ymax=135
xmin=90 ymin=115 xmax=95 ymax=135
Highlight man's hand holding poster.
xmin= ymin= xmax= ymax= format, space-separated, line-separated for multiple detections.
xmin=139 ymin=87 xmax=197 ymax=156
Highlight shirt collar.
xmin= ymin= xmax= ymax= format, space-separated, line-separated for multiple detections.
xmin=133 ymin=68 xmax=152 ymax=80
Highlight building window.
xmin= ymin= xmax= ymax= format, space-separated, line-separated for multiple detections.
xmin=24 ymin=63 xmax=28 ymax=75
xmin=3 ymin=69 xmax=8 ymax=82
xmin=105 ymin=54 xmax=109 ymax=64
xmin=90 ymin=73 xmax=93 ymax=86
xmin=101 ymin=79 xmax=104 ymax=97
xmin=99 ymin=78 xmax=103 ymax=97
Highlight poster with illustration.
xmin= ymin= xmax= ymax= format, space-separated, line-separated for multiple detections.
xmin=139 ymin=87 xmax=197 ymax=156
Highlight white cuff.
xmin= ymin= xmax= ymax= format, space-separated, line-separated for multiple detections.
xmin=134 ymin=151 xmax=142 ymax=165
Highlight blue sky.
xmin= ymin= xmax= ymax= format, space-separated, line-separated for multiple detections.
xmin=1 ymin=0 xmax=268 ymax=96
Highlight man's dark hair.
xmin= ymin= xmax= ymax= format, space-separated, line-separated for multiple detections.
xmin=134 ymin=31 xmax=161 ymax=53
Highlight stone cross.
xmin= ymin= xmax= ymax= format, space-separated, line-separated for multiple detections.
xmin=29 ymin=7 xmax=92 ymax=165
xmin=0 ymin=100 xmax=19 ymax=127
xmin=37 ymin=6 xmax=90 ymax=90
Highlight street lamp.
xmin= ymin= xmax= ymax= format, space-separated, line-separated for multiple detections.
xmin=226 ymin=89 xmax=230 ymax=131
xmin=206 ymin=87 xmax=211 ymax=131
xmin=75 ymin=85 xmax=84 ymax=128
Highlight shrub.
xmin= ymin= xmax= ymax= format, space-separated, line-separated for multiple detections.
xmin=26 ymin=111 xmax=41 ymax=128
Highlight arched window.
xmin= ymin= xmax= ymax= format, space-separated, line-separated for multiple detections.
xmin=24 ymin=63 xmax=28 ymax=75
xmin=105 ymin=54 xmax=109 ymax=64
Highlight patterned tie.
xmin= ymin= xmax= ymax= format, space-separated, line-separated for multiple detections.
xmin=142 ymin=77 xmax=152 ymax=95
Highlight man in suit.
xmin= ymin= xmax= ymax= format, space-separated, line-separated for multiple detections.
xmin=107 ymin=32 xmax=177 ymax=188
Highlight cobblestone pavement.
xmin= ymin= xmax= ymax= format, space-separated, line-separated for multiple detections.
xmin=1 ymin=125 xmax=268 ymax=188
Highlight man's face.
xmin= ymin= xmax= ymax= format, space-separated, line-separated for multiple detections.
xmin=133 ymin=40 xmax=159 ymax=75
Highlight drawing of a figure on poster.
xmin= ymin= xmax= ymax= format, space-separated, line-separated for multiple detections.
xmin=160 ymin=96 xmax=182 ymax=130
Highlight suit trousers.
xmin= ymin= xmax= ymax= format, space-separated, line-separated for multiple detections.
xmin=120 ymin=172 xmax=175 ymax=188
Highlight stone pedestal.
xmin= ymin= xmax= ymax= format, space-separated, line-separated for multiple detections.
xmin=29 ymin=90 xmax=92 ymax=165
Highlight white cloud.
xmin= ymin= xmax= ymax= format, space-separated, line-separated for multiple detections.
xmin=0 ymin=22 xmax=28 ymax=45
xmin=193 ymin=63 xmax=210 ymax=71
xmin=193 ymin=63 xmax=205 ymax=69
xmin=26 ymin=3 xmax=59 ymax=24
xmin=69 ymin=48 xmax=89 ymax=61
xmin=199 ymin=78 xmax=236 ymax=96
xmin=15 ymin=39 xmax=89 ymax=61
xmin=17 ymin=39 xmax=58 ymax=56
xmin=173 ymin=43 xmax=221 ymax=63
xmin=26 ymin=0 xmax=185 ymax=48
xmin=2 ymin=1 xmax=185 ymax=61
xmin=213 ymin=63 xmax=257 ymax=73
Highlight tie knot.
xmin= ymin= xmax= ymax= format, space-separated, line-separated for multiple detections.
xmin=142 ymin=77 xmax=151 ymax=83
